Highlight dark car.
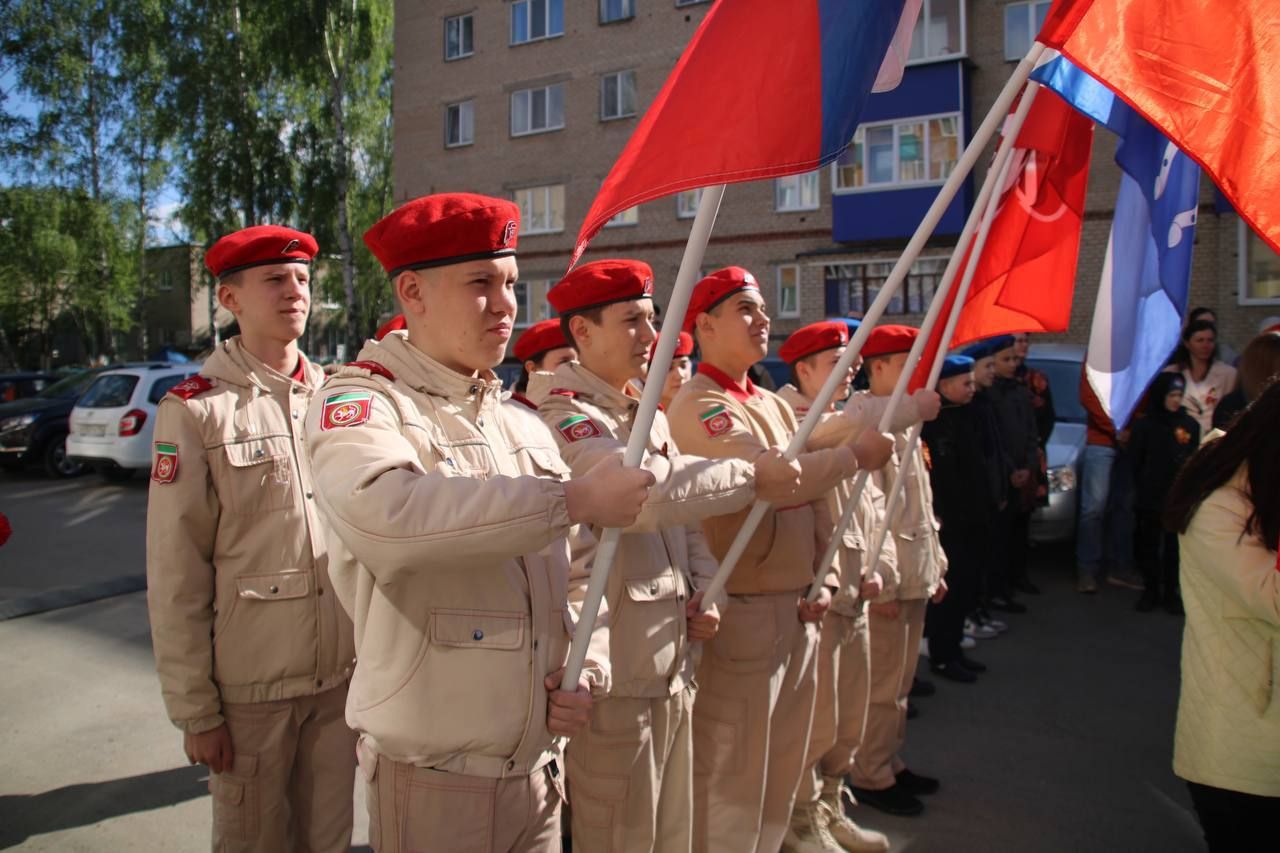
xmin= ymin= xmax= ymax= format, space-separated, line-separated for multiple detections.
xmin=0 ymin=372 xmax=57 ymax=403
xmin=0 ymin=365 xmax=166 ymax=478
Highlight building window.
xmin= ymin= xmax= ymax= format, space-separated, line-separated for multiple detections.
xmin=514 ymin=185 xmax=565 ymax=235
xmin=832 ymin=113 xmax=961 ymax=192
xmin=675 ymin=188 xmax=702 ymax=219
xmin=775 ymin=171 xmax=820 ymax=212
xmin=908 ymin=0 xmax=965 ymax=63
xmin=605 ymin=206 xmax=639 ymax=228
xmin=600 ymin=0 xmax=635 ymax=24
xmin=1003 ymin=1 xmax=1052 ymax=61
xmin=445 ymin=100 xmax=474 ymax=148
xmin=156 ymin=270 xmax=174 ymax=292
xmin=515 ymin=279 xmax=556 ymax=327
xmin=1239 ymin=220 xmax=1280 ymax=305
xmin=776 ymin=265 xmax=801 ymax=318
xmin=444 ymin=13 xmax=474 ymax=60
xmin=675 ymin=0 xmax=709 ymax=5
xmin=823 ymin=257 xmax=948 ymax=317
xmin=511 ymin=0 xmax=564 ymax=45
xmin=600 ymin=70 xmax=637 ymax=121
xmin=511 ymin=84 xmax=565 ymax=136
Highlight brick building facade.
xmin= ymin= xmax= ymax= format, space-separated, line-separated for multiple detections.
xmin=394 ymin=0 xmax=1280 ymax=355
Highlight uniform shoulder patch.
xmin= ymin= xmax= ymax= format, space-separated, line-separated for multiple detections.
xmin=152 ymin=442 xmax=179 ymax=484
xmin=699 ymin=404 xmax=734 ymax=438
xmin=548 ymin=388 xmax=577 ymax=398
xmin=346 ymin=360 xmax=395 ymax=381
xmin=322 ymin=390 xmax=375 ymax=430
xmin=556 ymin=413 xmax=603 ymax=443
xmin=167 ymin=376 xmax=214 ymax=400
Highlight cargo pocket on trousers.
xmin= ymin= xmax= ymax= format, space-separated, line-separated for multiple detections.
xmin=565 ymin=752 xmax=627 ymax=853
xmin=209 ymin=753 xmax=259 ymax=842
xmin=403 ymin=773 xmax=496 ymax=853
xmin=693 ymin=692 xmax=747 ymax=777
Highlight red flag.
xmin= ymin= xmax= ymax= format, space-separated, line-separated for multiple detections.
xmin=910 ymin=91 xmax=1093 ymax=390
xmin=1039 ymin=0 xmax=1280 ymax=254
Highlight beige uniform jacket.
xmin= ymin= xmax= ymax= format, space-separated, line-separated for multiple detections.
xmin=304 ymin=331 xmax=608 ymax=779
xmin=146 ymin=339 xmax=354 ymax=735
xmin=666 ymin=368 xmax=857 ymax=595
xmin=527 ymin=363 xmax=756 ymax=697
xmin=846 ymin=391 xmax=947 ymax=602
xmin=775 ymin=385 xmax=898 ymax=616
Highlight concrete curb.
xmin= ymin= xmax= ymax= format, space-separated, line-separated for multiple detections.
xmin=0 ymin=574 xmax=146 ymax=621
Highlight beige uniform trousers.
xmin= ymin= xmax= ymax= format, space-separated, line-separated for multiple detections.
xmin=796 ymin=608 xmax=872 ymax=805
xmin=361 ymin=741 xmax=561 ymax=853
xmin=210 ymin=685 xmax=355 ymax=853
xmin=567 ymin=687 xmax=695 ymax=852
xmin=850 ymin=599 xmax=928 ymax=791
xmin=692 ymin=591 xmax=819 ymax=853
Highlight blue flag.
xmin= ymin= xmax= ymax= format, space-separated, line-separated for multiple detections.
xmin=1034 ymin=56 xmax=1201 ymax=428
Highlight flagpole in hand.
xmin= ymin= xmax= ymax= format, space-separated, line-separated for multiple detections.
xmin=699 ymin=42 xmax=1049 ymax=611
xmin=803 ymin=77 xmax=1046 ymax=602
xmin=560 ymin=184 xmax=727 ymax=692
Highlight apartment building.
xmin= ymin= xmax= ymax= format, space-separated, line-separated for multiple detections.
xmin=394 ymin=0 xmax=1280 ymax=352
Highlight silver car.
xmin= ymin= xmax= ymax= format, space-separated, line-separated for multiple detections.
xmin=1027 ymin=344 xmax=1088 ymax=543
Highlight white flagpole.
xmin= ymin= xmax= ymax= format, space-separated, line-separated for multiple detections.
xmin=560 ymin=184 xmax=727 ymax=691
xmin=802 ymin=79 xmax=1045 ymax=602
xmin=699 ymin=41 xmax=1047 ymax=610
xmin=859 ymin=83 xmax=1043 ymax=594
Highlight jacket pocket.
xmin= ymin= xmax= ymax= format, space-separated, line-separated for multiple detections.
xmin=614 ymin=573 xmax=683 ymax=684
xmin=707 ymin=599 xmax=776 ymax=674
xmin=217 ymin=435 xmax=294 ymax=515
xmin=431 ymin=609 xmax=525 ymax=651
xmin=520 ymin=444 xmax=572 ymax=481
xmin=213 ymin=570 xmax=318 ymax=689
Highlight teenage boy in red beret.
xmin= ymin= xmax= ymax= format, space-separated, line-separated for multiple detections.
xmin=146 ymin=225 xmax=358 ymax=852
xmin=303 ymin=193 xmax=655 ymax=853
xmin=776 ymin=321 xmax=893 ymax=852
xmin=665 ymin=268 xmax=892 ymax=853
xmin=529 ymin=258 xmax=802 ymax=852
xmin=511 ymin=318 xmax=576 ymax=402
xmin=846 ymin=325 xmax=947 ymax=819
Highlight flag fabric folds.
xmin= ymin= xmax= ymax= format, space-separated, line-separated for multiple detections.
xmin=1035 ymin=55 xmax=1202 ymax=428
xmin=571 ymin=0 xmax=919 ymax=266
xmin=909 ymin=86 xmax=1094 ymax=391
xmin=1037 ymin=0 xmax=1280 ymax=255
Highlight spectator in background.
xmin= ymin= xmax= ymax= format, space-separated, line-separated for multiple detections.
xmin=987 ymin=337 xmax=1041 ymax=606
xmin=1165 ymin=379 xmax=1280 ymax=851
xmin=1014 ymin=332 xmax=1056 ymax=540
xmin=1128 ymin=373 xmax=1199 ymax=613
xmin=1210 ymin=330 xmax=1280 ymax=431
xmin=1168 ymin=320 xmax=1236 ymax=436
xmin=1077 ymin=373 xmax=1141 ymax=594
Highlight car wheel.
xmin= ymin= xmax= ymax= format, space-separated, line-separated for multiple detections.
xmin=43 ymin=434 xmax=85 ymax=478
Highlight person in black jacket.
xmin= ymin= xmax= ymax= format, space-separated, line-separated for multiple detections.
xmin=1130 ymin=372 xmax=1200 ymax=612
xmin=923 ymin=355 xmax=998 ymax=682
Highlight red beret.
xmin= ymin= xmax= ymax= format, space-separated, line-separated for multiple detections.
xmin=651 ymin=331 xmax=695 ymax=361
xmin=548 ymin=259 xmax=655 ymax=315
xmin=1263 ymin=323 xmax=1280 ymax=335
xmin=375 ymin=314 xmax=407 ymax=341
xmin=205 ymin=225 xmax=318 ymax=279
xmin=863 ymin=324 xmax=919 ymax=358
xmin=364 ymin=193 xmax=520 ymax=276
xmin=683 ymin=267 xmax=761 ymax=333
xmin=779 ymin=321 xmax=850 ymax=365
xmin=513 ymin=319 xmax=571 ymax=362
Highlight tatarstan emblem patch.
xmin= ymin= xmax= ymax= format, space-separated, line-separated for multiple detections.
xmin=152 ymin=442 xmax=179 ymax=484
xmin=699 ymin=404 xmax=733 ymax=438
xmin=321 ymin=391 xmax=374 ymax=430
xmin=556 ymin=414 xmax=603 ymax=443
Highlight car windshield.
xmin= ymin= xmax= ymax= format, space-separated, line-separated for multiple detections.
xmin=78 ymin=374 xmax=139 ymax=408
xmin=1027 ymin=358 xmax=1086 ymax=425
xmin=37 ymin=369 xmax=100 ymax=400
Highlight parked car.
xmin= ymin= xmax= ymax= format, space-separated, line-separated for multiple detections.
xmin=0 ymin=372 xmax=58 ymax=403
xmin=1026 ymin=343 xmax=1088 ymax=543
xmin=66 ymin=364 xmax=202 ymax=481
xmin=0 ymin=368 xmax=112 ymax=478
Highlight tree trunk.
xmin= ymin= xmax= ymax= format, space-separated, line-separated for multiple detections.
xmin=331 ymin=70 xmax=358 ymax=356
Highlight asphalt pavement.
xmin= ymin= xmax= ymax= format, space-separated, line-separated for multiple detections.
xmin=0 ymin=468 xmax=1204 ymax=851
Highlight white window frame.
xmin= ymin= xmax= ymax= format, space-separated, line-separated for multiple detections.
xmin=514 ymin=185 xmax=566 ymax=236
xmin=906 ymin=0 xmax=967 ymax=65
xmin=674 ymin=0 xmax=709 ymax=6
xmin=510 ymin=0 xmax=565 ymax=46
xmin=820 ymin=256 xmax=949 ymax=317
xmin=776 ymin=265 xmax=801 ymax=318
xmin=444 ymin=100 xmax=474 ymax=148
xmin=830 ymin=111 xmax=963 ymax=194
xmin=675 ymin=188 xmax=702 ymax=219
xmin=599 ymin=0 xmax=635 ymax=24
xmin=510 ymin=84 xmax=566 ymax=137
xmin=605 ymin=206 xmax=639 ymax=228
xmin=775 ymin=171 xmax=820 ymax=212
xmin=444 ymin=13 xmax=474 ymax=61
xmin=600 ymin=70 xmax=637 ymax=121
xmin=1003 ymin=1 xmax=1052 ymax=62
xmin=514 ymin=278 xmax=556 ymax=327
xmin=1237 ymin=219 xmax=1280 ymax=305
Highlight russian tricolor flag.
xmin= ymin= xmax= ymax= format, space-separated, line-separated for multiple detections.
xmin=572 ymin=0 xmax=922 ymax=266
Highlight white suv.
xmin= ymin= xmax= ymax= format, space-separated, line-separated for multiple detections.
xmin=67 ymin=363 xmax=202 ymax=481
